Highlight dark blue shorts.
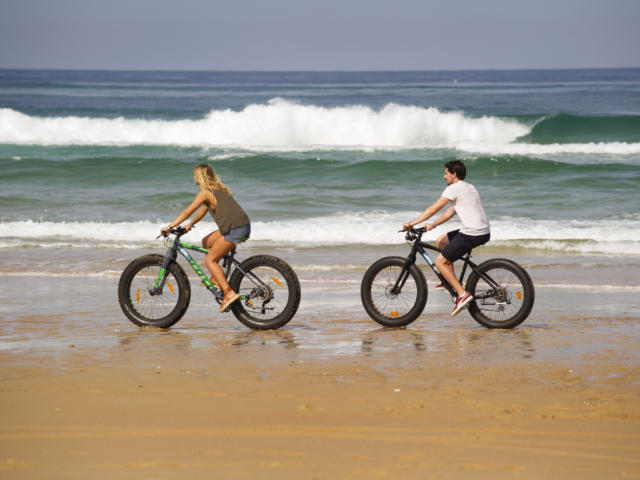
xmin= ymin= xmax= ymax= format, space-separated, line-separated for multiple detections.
xmin=441 ymin=229 xmax=490 ymax=262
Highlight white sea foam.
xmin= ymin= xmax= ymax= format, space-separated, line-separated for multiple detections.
xmin=1 ymin=214 xmax=639 ymax=255
xmin=457 ymin=141 xmax=640 ymax=156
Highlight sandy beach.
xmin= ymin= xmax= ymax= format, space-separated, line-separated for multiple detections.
xmin=2 ymin=43 xmax=640 ymax=480
xmin=1 ymin=256 xmax=639 ymax=479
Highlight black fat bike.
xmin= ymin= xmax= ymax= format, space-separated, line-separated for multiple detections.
xmin=118 ymin=227 xmax=300 ymax=330
xmin=361 ymin=227 xmax=534 ymax=329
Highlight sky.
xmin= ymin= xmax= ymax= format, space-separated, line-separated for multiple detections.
xmin=0 ymin=0 xmax=639 ymax=71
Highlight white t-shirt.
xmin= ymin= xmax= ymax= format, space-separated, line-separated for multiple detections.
xmin=442 ymin=180 xmax=490 ymax=236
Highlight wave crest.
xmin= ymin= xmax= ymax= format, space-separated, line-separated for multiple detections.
xmin=0 ymin=100 xmax=528 ymax=149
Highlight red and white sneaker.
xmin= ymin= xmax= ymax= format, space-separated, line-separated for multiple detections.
xmin=451 ymin=291 xmax=473 ymax=316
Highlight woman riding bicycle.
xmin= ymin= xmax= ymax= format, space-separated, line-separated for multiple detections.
xmin=161 ymin=164 xmax=251 ymax=313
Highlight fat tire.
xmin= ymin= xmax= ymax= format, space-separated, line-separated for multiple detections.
xmin=229 ymin=255 xmax=300 ymax=330
xmin=118 ymin=254 xmax=191 ymax=328
xmin=361 ymin=256 xmax=427 ymax=327
xmin=466 ymin=258 xmax=534 ymax=329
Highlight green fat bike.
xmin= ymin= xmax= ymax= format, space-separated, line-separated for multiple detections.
xmin=118 ymin=227 xmax=300 ymax=330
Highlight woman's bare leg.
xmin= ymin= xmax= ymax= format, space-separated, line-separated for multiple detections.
xmin=203 ymin=231 xmax=236 ymax=296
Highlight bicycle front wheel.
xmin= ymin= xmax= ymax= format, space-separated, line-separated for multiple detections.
xmin=361 ymin=256 xmax=427 ymax=327
xmin=118 ymin=254 xmax=191 ymax=328
xmin=465 ymin=258 xmax=534 ymax=329
xmin=229 ymin=255 xmax=300 ymax=330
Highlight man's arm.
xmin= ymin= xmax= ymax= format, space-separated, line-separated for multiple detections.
xmin=425 ymin=205 xmax=456 ymax=231
xmin=404 ymin=196 xmax=450 ymax=229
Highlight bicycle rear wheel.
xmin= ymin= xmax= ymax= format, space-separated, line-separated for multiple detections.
xmin=361 ymin=256 xmax=427 ymax=327
xmin=118 ymin=254 xmax=191 ymax=328
xmin=465 ymin=258 xmax=534 ymax=329
xmin=229 ymin=255 xmax=300 ymax=330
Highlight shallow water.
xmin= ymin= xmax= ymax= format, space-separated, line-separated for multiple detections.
xmin=1 ymin=266 xmax=638 ymax=378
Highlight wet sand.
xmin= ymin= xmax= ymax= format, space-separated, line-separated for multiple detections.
xmin=1 ymin=264 xmax=640 ymax=479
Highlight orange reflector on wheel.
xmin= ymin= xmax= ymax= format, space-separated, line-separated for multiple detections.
xmin=167 ymin=281 xmax=175 ymax=294
xmin=390 ymin=311 xmax=399 ymax=317
xmin=248 ymin=300 xmax=254 ymax=307
xmin=516 ymin=291 xmax=522 ymax=299
xmin=136 ymin=289 xmax=140 ymax=304
xmin=271 ymin=277 xmax=282 ymax=286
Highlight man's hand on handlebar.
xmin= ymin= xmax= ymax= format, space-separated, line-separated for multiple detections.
xmin=402 ymin=222 xmax=432 ymax=233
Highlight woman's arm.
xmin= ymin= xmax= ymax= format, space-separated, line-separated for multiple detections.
xmin=186 ymin=205 xmax=209 ymax=230
xmin=161 ymin=191 xmax=212 ymax=234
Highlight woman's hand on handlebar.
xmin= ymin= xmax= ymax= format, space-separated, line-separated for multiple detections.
xmin=160 ymin=224 xmax=193 ymax=237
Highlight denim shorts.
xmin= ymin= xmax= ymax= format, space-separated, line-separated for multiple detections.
xmin=223 ymin=224 xmax=251 ymax=244
xmin=441 ymin=229 xmax=490 ymax=262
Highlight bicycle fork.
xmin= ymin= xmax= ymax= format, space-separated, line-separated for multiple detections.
xmin=150 ymin=245 xmax=215 ymax=298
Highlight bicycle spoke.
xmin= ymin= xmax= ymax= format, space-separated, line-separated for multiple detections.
xmin=473 ymin=268 xmax=524 ymax=323
xmin=237 ymin=266 xmax=289 ymax=321
xmin=129 ymin=266 xmax=180 ymax=321
xmin=370 ymin=265 xmax=418 ymax=318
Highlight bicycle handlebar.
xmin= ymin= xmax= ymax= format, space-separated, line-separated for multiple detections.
xmin=156 ymin=225 xmax=193 ymax=239
xmin=400 ymin=226 xmax=426 ymax=242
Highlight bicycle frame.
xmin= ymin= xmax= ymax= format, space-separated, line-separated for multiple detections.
xmin=395 ymin=230 xmax=502 ymax=300
xmin=150 ymin=232 xmax=268 ymax=302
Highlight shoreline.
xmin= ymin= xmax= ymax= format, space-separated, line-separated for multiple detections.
xmin=1 ymin=267 xmax=639 ymax=478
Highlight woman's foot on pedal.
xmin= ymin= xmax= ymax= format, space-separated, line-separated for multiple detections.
xmin=220 ymin=291 xmax=241 ymax=313
xmin=451 ymin=291 xmax=473 ymax=316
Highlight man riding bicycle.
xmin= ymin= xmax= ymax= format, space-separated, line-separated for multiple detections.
xmin=403 ymin=160 xmax=490 ymax=316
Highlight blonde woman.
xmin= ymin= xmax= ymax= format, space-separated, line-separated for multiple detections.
xmin=161 ymin=164 xmax=251 ymax=313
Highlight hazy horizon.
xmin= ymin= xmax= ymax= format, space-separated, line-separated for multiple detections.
xmin=1 ymin=0 xmax=639 ymax=71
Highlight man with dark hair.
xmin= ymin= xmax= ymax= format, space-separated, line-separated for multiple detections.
xmin=403 ymin=160 xmax=490 ymax=316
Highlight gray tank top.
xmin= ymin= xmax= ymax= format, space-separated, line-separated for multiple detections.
xmin=208 ymin=188 xmax=250 ymax=235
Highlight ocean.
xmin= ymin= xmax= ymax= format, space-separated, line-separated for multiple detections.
xmin=1 ymin=68 xmax=639 ymax=283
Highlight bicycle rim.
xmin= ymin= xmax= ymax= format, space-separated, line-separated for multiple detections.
xmin=236 ymin=265 xmax=291 ymax=322
xmin=471 ymin=267 xmax=527 ymax=324
xmin=129 ymin=266 xmax=182 ymax=323
xmin=369 ymin=264 xmax=420 ymax=320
